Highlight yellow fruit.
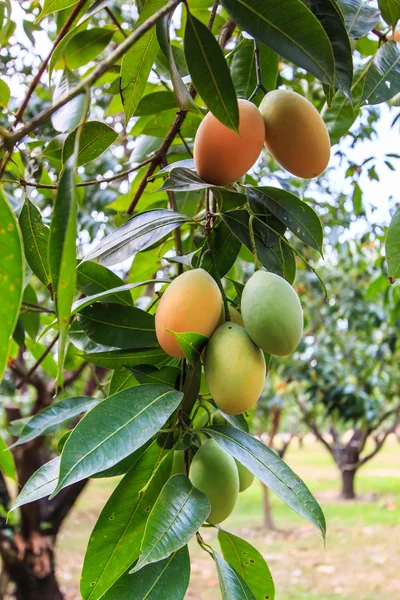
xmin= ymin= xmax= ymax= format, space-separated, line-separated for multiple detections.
xmin=204 ymin=322 xmax=266 ymax=415
xmin=235 ymin=460 xmax=254 ymax=492
xmin=155 ymin=269 xmax=222 ymax=358
xmin=171 ymin=450 xmax=185 ymax=475
xmin=259 ymin=89 xmax=330 ymax=178
xmin=194 ymin=99 xmax=265 ymax=185
xmin=241 ymin=270 xmax=303 ymax=357
xmin=217 ymin=304 xmax=244 ymax=328
xmin=189 ymin=439 xmax=239 ymax=524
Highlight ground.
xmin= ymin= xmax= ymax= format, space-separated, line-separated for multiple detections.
xmin=56 ymin=437 xmax=400 ymax=599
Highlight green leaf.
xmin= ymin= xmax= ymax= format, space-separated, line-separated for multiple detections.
xmin=159 ymin=167 xmax=219 ymax=192
xmin=221 ymin=210 xmax=296 ymax=283
xmin=219 ymin=412 xmax=249 ymax=433
xmin=78 ymin=304 xmax=157 ymax=349
xmin=91 ymin=441 xmax=153 ymax=479
xmin=83 ymin=347 xmax=169 ymax=369
xmin=218 ymin=530 xmax=275 ymax=600
xmin=214 ymin=551 xmax=257 ymax=600
xmin=352 ymin=182 xmax=363 ymax=215
xmin=82 ymin=209 xmax=191 ymax=267
xmin=80 ymin=441 xmax=171 ymax=600
xmin=322 ymin=92 xmax=358 ymax=145
xmin=120 ymin=0 xmax=164 ymax=122
xmin=0 ymin=78 xmax=10 ymax=107
xmin=338 ymin=0 xmax=380 ymax=38
xmin=19 ymin=198 xmax=51 ymax=288
xmin=379 ymin=0 xmax=400 ymax=28
xmin=51 ymin=70 xmax=86 ymax=133
xmin=131 ymin=110 xmax=202 ymax=139
xmin=154 ymin=159 xmax=196 ymax=178
xmin=135 ymin=91 xmax=177 ymax=115
xmin=133 ymin=474 xmax=210 ymax=572
xmin=200 ymin=220 xmax=242 ymax=277
xmin=157 ymin=14 xmax=199 ymax=112
xmin=184 ymin=11 xmax=239 ymax=131
xmin=203 ymin=425 xmax=326 ymax=539
xmin=25 ymin=338 xmax=58 ymax=379
xmin=11 ymin=397 xmax=97 ymax=448
xmin=49 ymin=137 xmax=79 ymax=383
xmin=62 ymin=27 xmax=114 ymax=69
xmin=386 ymin=207 xmax=400 ymax=282
xmin=21 ymin=284 xmax=40 ymax=340
xmin=63 ymin=121 xmax=117 ymax=165
xmin=37 ymin=0 xmax=80 ymax=21
xmin=54 ymin=384 xmax=183 ymax=493
xmin=168 ymin=331 xmax=209 ymax=362
xmin=247 ymin=187 xmax=324 ymax=255
xmin=0 ymin=436 xmax=17 ymax=482
xmin=359 ymin=41 xmax=400 ymax=105
xmin=0 ymin=191 xmax=24 ymax=382
xmin=109 ymin=369 xmax=138 ymax=395
xmin=11 ymin=456 xmax=60 ymax=511
xmin=128 ymin=365 xmax=181 ymax=387
xmin=77 ymin=260 xmax=133 ymax=306
xmin=231 ymin=39 xmax=279 ymax=99
xmin=103 ymin=546 xmax=190 ymax=600
xmin=221 ymin=0 xmax=335 ymax=88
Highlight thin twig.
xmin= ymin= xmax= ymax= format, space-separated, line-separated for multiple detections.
xmin=16 ymin=334 xmax=59 ymax=390
xmin=248 ymin=40 xmax=268 ymax=101
xmin=178 ymin=131 xmax=193 ymax=157
xmin=106 ymin=7 xmax=128 ymax=39
xmin=162 ymin=156 xmax=183 ymax=275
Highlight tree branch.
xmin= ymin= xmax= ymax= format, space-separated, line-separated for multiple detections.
xmin=294 ymin=396 xmax=336 ymax=461
xmin=15 ymin=335 xmax=59 ymax=391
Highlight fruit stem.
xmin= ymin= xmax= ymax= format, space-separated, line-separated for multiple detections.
xmin=248 ymin=212 xmax=262 ymax=271
xmin=248 ymin=40 xmax=269 ymax=102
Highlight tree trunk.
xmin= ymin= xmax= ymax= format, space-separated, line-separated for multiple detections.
xmin=341 ymin=468 xmax=357 ymax=500
xmin=261 ymin=483 xmax=276 ymax=530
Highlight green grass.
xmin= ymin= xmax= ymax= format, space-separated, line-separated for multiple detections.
xmin=56 ymin=438 xmax=400 ymax=599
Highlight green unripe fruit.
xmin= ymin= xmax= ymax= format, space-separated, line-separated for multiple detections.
xmin=189 ymin=439 xmax=239 ymax=524
xmin=217 ymin=305 xmax=245 ymax=328
xmin=204 ymin=322 xmax=266 ymax=415
xmin=171 ymin=450 xmax=185 ymax=475
xmin=212 ymin=411 xmax=227 ymax=425
xmin=241 ymin=271 xmax=303 ymax=357
xmin=235 ymin=460 xmax=254 ymax=492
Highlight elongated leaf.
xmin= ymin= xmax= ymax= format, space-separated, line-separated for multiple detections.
xmin=338 ymin=0 xmax=380 ymax=38
xmin=154 ymin=159 xmax=196 ymax=178
xmin=121 ymin=0 xmax=164 ymax=122
xmin=220 ymin=412 xmax=249 ymax=433
xmin=37 ymin=0 xmax=79 ymax=21
xmin=0 ymin=436 xmax=17 ymax=482
xmin=0 ymin=191 xmax=24 ymax=382
xmin=214 ymin=551 xmax=257 ymax=600
xmin=247 ymin=187 xmax=323 ymax=255
xmin=103 ymin=546 xmax=190 ymax=600
xmin=221 ymin=0 xmax=335 ymax=88
xmin=159 ymin=167 xmax=218 ymax=192
xmin=129 ymin=365 xmax=181 ymax=386
xmin=21 ymin=285 xmax=40 ymax=341
xmin=200 ymin=220 xmax=242 ymax=277
xmin=62 ymin=27 xmax=114 ymax=69
xmin=78 ymin=304 xmax=157 ymax=349
xmin=109 ymin=369 xmax=137 ymax=395
xmin=157 ymin=14 xmax=199 ymax=111
xmin=51 ymin=70 xmax=86 ymax=133
xmin=83 ymin=347 xmax=169 ymax=369
xmin=184 ymin=11 xmax=239 ymax=131
xmin=91 ymin=440 xmax=152 ymax=479
xmin=133 ymin=474 xmax=210 ymax=572
xmin=77 ymin=260 xmax=133 ymax=306
xmin=218 ymin=531 xmax=275 ymax=600
xmin=203 ymin=425 xmax=326 ymax=539
xmin=379 ymin=0 xmax=400 ymax=27
xmin=54 ymin=384 xmax=183 ymax=493
xmin=231 ymin=39 xmax=279 ymax=99
xmin=386 ymin=207 xmax=400 ymax=282
xmin=82 ymin=209 xmax=190 ymax=267
xmin=322 ymin=91 xmax=358 ymax=145
xmin=11 ymin=456 xmax=60 ymax=510
xmin=63 ymin=121 xmax=118 ymax=165
xmin=81 ymin=442 xmax=171 ymax=599
xmin=0 ymin=78 xmax=10 ymax=107
xmin=72 ymin=279 xmax=170 ymax=315
xmin=135 ymin=91 xmax=177 ymax=115
xmin=19 ymin=198 xmax=50 ymax=287
xmin=12 ymin=397 xmax=97 ymax=448
xmin=360 ymin=41 xmax=400 ymax=105
xmin=168 ymin=331 xmax=209 ymax=362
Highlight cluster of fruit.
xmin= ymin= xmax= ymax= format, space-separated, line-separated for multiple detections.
xmin=155 ymin=267 xmax=303 ymax=522
xmin=194 ymin=90 xmax=331 ymax=184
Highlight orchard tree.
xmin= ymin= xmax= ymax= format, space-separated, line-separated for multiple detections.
xmin=0 ymin=0 xmax=400 ymax=598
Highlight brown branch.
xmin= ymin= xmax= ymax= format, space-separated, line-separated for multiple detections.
xmin=358 ymin=408 xmax=400 ymax=468
xmin=106 ymin=8 xmax=128 ymax=39
xmin=10 ymin=0 xmax=87 ymax=131
xmin=294 ymin=396 xmax=336 ymax=461
xmin=15 ymin=335 xmax=59 ymax=391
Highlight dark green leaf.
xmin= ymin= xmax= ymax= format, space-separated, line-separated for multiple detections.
xmin=220 ymin=412 xmax=249 ymax=433
xmin=386 ymin=207 xmax=400 ymax=282
xmin=338 ymin=0 xmax=380 ymax=38
xmin=135 ymin=91 xmax=177 ymax=115
xmin=379 ymin=0 xmax=400 ymax=28
xmin=154 ymin=159 xmax=196 ymax=178
xmin=77 ymin=260 xmax=133 ymax=306
xmin=11 ymin=457 xmax=60 ymax=510
xmin=322 ymin=92 xmax=358 ymax=145
xmin=63 ymin=121 xmax=117 ymax=165
xmin=83 ymin=209 xmax=190 ymax=267
xmin=231 ymin=39 xmax=278 ymax=99
xmin=214 ymin=551 xmax=257 ymax=600
xmin=128 ymin=364 xmax=181 ymax=386
xmin=218 ymin=530 xmax=275 ymax=600
xmin=62 ymin=27 xmax=114 ymax=69
xmin=80 ymin=441 xmax=171 ymax=599
xmin=12 ymin=397 xmax=97 ymax=448
xmin=0 ymin=436 xmax=17 ymax=482
xmin=168 ymin=331 xmax=209 ymax=362
xmin=200 ymin=220 xmax=242 ymax=277
xmin=54 ymin=384 xmax=183 ymax=493
xmin=184 ymin=11 xmax=239 ymax=131
xmin=360 ymin=41 xmax=400 ymax=105
xmin=103 ymin=546 xmax=190 ymax=600
xmin=83 ymin=347 xmax=169 ymax=369
xmin=203 ymin=425 xmax=326 ymax=539
xmin=19 ymin=198 xmax=51 ymax=287
xmin=214 ymin=188 xmax=247 ymax=211
xmin=221 ymin=0 xmax=335 ymax=88
xmin=0 ymin=191 xmax=24 ymax=381
xmin=109 ymin=369 xmax=138 ymax=395
xmin=247 ymin=187 xmax=324 ymax=255
xmin=21 ymin=284 xmax=40 ymax=340
xmin=159 ymin=167 xmax=219 ymax=192
xmin=91 ymin=441 xmax=152 ymax=479
xmin=51 ymin=70 xmax=86 ymax=133
xmin=133 ymin=474 xmax=210 ymax=572
xmin=121 ymin=0 xmax=164 ymax=122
